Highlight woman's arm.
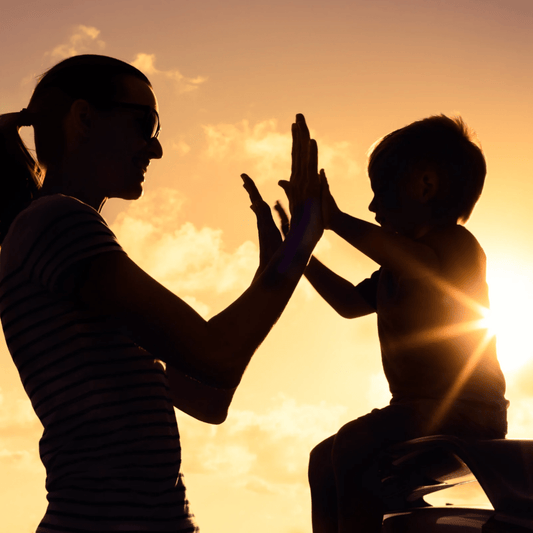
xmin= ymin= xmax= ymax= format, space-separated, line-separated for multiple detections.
xmin=72 ymin=115 xmax=323 ymax=421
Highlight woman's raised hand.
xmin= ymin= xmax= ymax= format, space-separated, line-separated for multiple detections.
xmin=278 ymin=114 xmax=323 ymax=244
xmin=241 ymin=173 xmax=284 ymax=279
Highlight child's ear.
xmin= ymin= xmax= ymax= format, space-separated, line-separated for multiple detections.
xmin=419 ymin=169 xmax=439 ymax=203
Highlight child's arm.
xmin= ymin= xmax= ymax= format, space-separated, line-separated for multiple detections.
xmin=273 ymin=202 xmax=375 ymax=318
xmin=321 ymin=172 xmax=440 ymax=278
xmin=305 ymin=256 xmax=376 ymax=318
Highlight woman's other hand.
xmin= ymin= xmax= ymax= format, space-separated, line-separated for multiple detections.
xmin=241 ymin=173 xmax=283 ymax=279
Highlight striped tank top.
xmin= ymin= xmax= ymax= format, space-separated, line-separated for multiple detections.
xmin=0 ymin=194 xmax=199 ymax=532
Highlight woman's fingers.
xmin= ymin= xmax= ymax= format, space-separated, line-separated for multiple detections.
xmin=295 ymin=115 xmax=310 ymax=189
xmin=241 ymin=173 xmax=266 ymax=212
xmin=308 ymin=139 xmax=319 ymax=186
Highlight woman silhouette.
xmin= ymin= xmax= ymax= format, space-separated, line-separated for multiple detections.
xmin=0 ymin=54 xmax=322 ymax=532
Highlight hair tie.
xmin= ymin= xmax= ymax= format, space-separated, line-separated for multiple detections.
xmin=18 ymin=108 xmax=33 ymax=127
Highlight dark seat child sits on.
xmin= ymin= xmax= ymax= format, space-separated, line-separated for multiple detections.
xmin=302 ymin=116 xmax=508 ymax=533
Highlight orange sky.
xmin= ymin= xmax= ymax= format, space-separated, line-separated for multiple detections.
xmin=2 ymin=1 xmax=533 ymax=531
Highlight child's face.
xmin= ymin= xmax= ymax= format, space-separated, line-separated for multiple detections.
xmin=368 ymin=170 xmax=428 ymax=237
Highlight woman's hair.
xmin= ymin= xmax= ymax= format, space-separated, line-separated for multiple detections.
xmin=367 ymin=115 xmax=487 ymax=224
xmin=0 ymin=55 xmax=151 ymax=243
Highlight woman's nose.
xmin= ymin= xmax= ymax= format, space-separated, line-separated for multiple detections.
xmin=368 ymin=196 xmax=376 ymax=213
xmin=148 ymin=137 xmax=163 ymax=160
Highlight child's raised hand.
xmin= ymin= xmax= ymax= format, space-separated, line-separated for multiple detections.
xmin=274 ymin=201 xmax=290 ymax=237
xmin=241 ymin=173 xmax=284 ymax=277
xmin=320 ymin=169 xmax=341 ymax=230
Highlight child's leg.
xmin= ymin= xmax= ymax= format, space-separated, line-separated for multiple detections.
xmin=308 ymin=435 xmax=337 ymax=533
xmin=330 ymin=404 xmax=423 ymax=533
xmin=331 ymin=418 xmax=388 ymax=533
xmin=308 ymin=407 xmax=408 ymax=533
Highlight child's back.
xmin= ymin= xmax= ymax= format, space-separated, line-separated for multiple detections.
xmin=367 ymin=223 xmax=506 ymax=423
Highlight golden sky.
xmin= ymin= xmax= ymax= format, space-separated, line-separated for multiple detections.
xmin=2 ymin=0 xmax=533 ymax=531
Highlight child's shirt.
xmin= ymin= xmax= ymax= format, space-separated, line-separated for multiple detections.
xmin=357 ymin=224 xmax=507 ymax=411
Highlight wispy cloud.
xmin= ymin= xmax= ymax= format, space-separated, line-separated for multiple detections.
xmin=178 ymin=394 xmax=347 ymax=492
xmin=0 ymin=448 xmax=40 ymax=471
xmin=203 ymin=119 xmax=361 ymax=184
xmin=0 ymin=388 xmax=40 ymax=430
xmin=131 ymin=53 xmax=207 ymax=93
xmin=47 ymin=25 xmax=105 ymax=61
xmin=110 ymin=188 xmax=257 ymax=317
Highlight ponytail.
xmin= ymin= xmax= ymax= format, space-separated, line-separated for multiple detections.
xmin=0 ymin=111 xmax=42 ymax=244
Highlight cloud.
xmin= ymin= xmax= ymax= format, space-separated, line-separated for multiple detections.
xmin=366 ymin=372 xmax=392 ymax=407
xmin=171 ymin=140 xmax=192 ymax=156
xmin=0 ymin=388 xmax=40 ymax=430
xmin=131 ymin=53 xmax=208 ymax=93
xmin=203 ymin=119 xmax=361 ymax=185
xmin=506 ymin=397 xmax=533 ymax=439
xmin=511 ymin=359 xmax=533 ymax=398
xmin=0 ymin=448 xmax=40 ymax=471
xmin=0 ymin=389 xmax=42 ymax=473
xmin=110 ymin=188 xmax=257 ymax=317
xmin=177 ymin=394 xmax=347 ymax=493
xmin=47 ymin=25 xmax=105 ymax=61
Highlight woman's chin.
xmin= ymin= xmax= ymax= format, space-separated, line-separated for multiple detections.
xmin=115 ymin=183 xmax=145 ymax=201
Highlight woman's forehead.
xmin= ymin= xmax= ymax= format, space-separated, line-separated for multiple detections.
xmin=116 ymin=75 xmax=159 ymax=110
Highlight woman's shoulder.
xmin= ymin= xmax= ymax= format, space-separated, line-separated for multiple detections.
xmin=2 ymin=195 xmax=108 ymax=258
xmin=21 ymin=194 xmax=100 ymax=220
xmin=9 ymin=194 xmax=103 ymax=236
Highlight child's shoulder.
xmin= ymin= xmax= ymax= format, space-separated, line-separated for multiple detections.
xmin=422 ymin=224 xmax=483 ymax=252
xmin=419 ymin=224 xmax=486 ymax=279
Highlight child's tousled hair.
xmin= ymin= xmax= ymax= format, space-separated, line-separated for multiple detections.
xmin=0 ymin=54 xmax=151 ymax=244
xmin=367 ymin=115 xmax=486 ymax=224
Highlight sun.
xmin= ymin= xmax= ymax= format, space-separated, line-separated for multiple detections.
xmin=485 ymin=265 xmax=533 ymax=375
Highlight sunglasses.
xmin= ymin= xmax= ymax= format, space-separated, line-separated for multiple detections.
xmin=109 ymin=102 xmax=161 ymax=141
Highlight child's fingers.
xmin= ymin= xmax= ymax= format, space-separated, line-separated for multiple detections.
xmin=278 ymin=179 xmax=291 ymax=198
xmin=274 ymin=202 xmax=290 ymax=237
xmin=274 ymin=201 xmax=289 ymax=225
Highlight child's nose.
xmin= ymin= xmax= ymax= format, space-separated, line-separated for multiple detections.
xmin=368 ymin=196 xmax=376 ymax=213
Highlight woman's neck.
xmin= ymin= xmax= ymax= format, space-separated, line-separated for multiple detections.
xmin=40 ymin=169 xmax=107 ymax=212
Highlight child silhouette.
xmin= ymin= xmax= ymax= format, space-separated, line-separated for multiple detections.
xmin=296 ymin=115 xmax=508 ymax=533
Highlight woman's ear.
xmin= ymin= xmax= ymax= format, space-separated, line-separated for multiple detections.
xmin=64 ymin=99 xmax=92 ymax=145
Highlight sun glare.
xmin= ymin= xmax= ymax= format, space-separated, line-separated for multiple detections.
xmin=486 ymin=268 xmax=533 ymax=374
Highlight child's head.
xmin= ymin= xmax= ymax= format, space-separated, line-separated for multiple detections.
xmin=367 ymin=115 xmax=486 ymax=226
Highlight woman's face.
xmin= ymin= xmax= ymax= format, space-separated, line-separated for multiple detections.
xmin=89 ymin=75 xmax=163 ymax=201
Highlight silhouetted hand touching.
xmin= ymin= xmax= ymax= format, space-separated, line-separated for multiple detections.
xmin=278 ymin=114 xmax=323 ymax=246
xmin=319 ymin=169 xmax=341 ymax=230
xmin=241 ymin=173 xmax=284 ymax=279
